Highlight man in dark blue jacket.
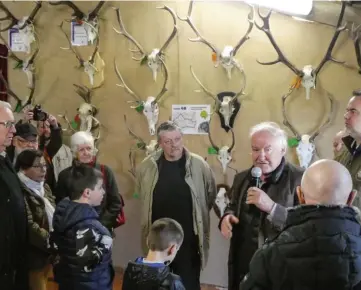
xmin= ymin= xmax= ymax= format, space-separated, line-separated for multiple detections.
xmin=50 ymin=164 xmax=114 ymax=290
xmin=241 ymin=159 xmax=361 ymax=290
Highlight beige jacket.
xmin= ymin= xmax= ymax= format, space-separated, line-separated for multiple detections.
xmin=135 ymin=148 xmax=217 ymax=269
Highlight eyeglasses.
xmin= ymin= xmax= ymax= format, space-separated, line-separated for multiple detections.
xmin=0 ymin=121 xmax=16 ymax=128
xmin=17 ymin=137 xmax=38 ymax=145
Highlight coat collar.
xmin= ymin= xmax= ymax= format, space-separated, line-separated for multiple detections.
xmin=342 ymin=135 xmax=361 ymax=156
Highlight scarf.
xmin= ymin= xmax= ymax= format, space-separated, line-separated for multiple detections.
xmin=18 ymin=171 xmax=55 ymax=231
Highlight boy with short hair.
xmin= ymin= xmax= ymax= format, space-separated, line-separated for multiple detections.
xmin=122 ymin=218 xmax=185 ymax=290
xmin=50 ymin=164 xmax=114 ymax=290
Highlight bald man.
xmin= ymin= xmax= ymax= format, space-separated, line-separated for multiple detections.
xmin=240 ymin=159 xmax=361 ymax=290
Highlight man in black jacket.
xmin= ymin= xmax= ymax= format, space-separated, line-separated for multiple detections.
xmin=219 ymin=122 xmax=303 ymax=289
xmin=241 ymin=159 xmax=361 ymax=290
xmin=0 ymin=101 xmax=28 ymax=290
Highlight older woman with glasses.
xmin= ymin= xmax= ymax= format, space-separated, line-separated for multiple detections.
xmin=15 ymin=149 xmax=56 ymax=290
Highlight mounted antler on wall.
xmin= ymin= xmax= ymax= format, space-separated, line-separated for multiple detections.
xmin=255 ymin=2 xmax=347 ymax=100
xmin=351 ymin=22 xmax=361 ymax=74
xmin=124 ymin=115 xmax=158 ymax=177
xmin=58 ymin=21 xmax=105 ymax=87
xmin=282 ymin=85 xmax=334 ymax=169
xmin=190 ymin=65 xmax=246 ymax=132
xmin=112 ymin=5 xmax=177 ymax=82
xmin=177 ymin=0 xmax=254 ymax=79
xmin=0 ymin=1 xmax=42 ymax=54
xmin=114 ymin=58 xmax=169 ymax=136
xmin=49 ymin=1 xmax=105 ymax=45
xmin=207 ymin=114 xmax=236 ymax=175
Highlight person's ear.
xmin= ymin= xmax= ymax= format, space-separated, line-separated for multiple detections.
xmin=297 ymin=186 xmax=305 ymax=204
xmin=167 ymin=243 xmax=177 ymax=256
xmin=347 ymin=189 xmax=357 ymax=206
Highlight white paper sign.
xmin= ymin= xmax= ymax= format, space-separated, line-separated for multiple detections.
xmin=71 ymin=22 xmax=88 ymax=46
xmin=171 ymin=104 xmax=211 ymax=135
xmin=9 ymin=28 xmax=27 ymax=52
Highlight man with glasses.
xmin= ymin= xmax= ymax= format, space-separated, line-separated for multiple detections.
xmin=0 ymin=101 xmax=28 ymax=290
xmin=219 ymin=122 xmax=303 ymax=289
xmin=135 ymin=121 xmax=217 ymax=290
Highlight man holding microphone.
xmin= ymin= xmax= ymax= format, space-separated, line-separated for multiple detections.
xmin=219 ymin=122 xmax=303 ymax=289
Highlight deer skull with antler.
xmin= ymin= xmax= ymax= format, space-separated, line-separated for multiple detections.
xmin=255 ymin=2 xmax=347 ymax=100
xmin=208 ymin=115 xmax=236 ymax=174
xmin=282 ymin=86 xmax=334 ymax=169
xmin=177 ymin=1 xmax=254 ymax=79
xmin=190 ymin=65 xmax=246 ymax=132
xmin=114 ymin=58 xmax=169 ymax=136
xmin=49 ymin=1 xmax=105 ymax=45
xmin=124 ymin=114 xmax=158 ymax=177
xmin=113 ymin=6 xmax=177 ymax=82
xmin=59 ymin=21 xmax=104 ymax=87
xmin=0 ymin=1 xmax=42 ymax=54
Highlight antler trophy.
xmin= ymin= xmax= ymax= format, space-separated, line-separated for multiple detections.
xmin=207 ymin=114 xmax=236 ymax=175
xmin=49 ymin=1 xmax=105 ymax=45
xmin=282 ymin=86 xmax=334 ymax=169
xmin=255 ymin=2 xmax=347 ymax=100
xmin=0 ymin=1 xmax=42 ymax=54
xmin=177 ymin=0 xmax=254 ymax=79
xmin=114 ymin=58 xmax=169 ymax=136
xmin=190 ymin=65 xmax=246 ymax=132
xmin=113 ymin=6 xmax=177 ymax=82
xmin=351 ymin=22 xmax=361 ymax=74
xmin=124 ymin=115 xmax=158 ymax=177
xmin=58 ymin=21 xmax=104 ymax=88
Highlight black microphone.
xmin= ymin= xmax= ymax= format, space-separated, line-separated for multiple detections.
xmin=248 ymin=167 xmax=262 ymax=214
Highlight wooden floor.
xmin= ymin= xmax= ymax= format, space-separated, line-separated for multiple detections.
xmin=47 ymin=270 xmax=222 ymax=290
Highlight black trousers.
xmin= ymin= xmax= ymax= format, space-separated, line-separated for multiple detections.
xmin=169 ymin=236 xmax=201 ymax=290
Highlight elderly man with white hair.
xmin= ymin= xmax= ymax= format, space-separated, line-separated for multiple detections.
xmin=219 ymin=121 xmax=304 ymax=289
xmin=54 ymin=131 xmax=122 ymax=232
xmin=241 ymin=159 xmax=361 ymax=290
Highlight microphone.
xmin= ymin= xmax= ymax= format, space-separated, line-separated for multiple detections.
xmin=251 ymin=167 xmax=262 ymax=188
xmin=248 ymin=167 xmax=262 ymax=214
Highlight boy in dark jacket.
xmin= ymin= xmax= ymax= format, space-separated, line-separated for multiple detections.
xmin=50 ymin=164 xmax=114 ymax=290
xmin=122 ymin=218 xmax=186 ymax=290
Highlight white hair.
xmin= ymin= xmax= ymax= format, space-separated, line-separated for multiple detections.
xmin=249 ymin=121 xmax=288 ymax=151
xmin=70 ymin=131 xmax=95 ymax=155
xmin=0 ymin=101 xmax=12 ymax=110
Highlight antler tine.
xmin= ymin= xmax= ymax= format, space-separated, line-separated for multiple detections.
xmin=88 ymin=1 xmax=105 ymax=22
xmin=207 ymin=114 xmax=220 ymax=152
xmin=124 ymin=114 xmax=146 ymax=145
xmin=114 ymin=58 xmax=142 ymax=103
xmin=314 ymin=2 xmax=347 ymax=76
xmin=282 ymin=86 xmax=301 ymax=139
xmin=128 ymin=150 xmax=136 ymax=178
xmin=310 ymin=92 xmax=334 ymax=142
xmin=73 ymin=84 xmax=91 ymax=103
xmin=231 ymin=67 xmax=247 ymax=104
xmin=0 ymin=2 xmax=18 ymax=31
xmin=157 ymin=5 xmax=178 ymax=54
xmin=190 ymin=65 xmax=218 ymax=102
xmin=58 ymin=111 xmax=77 ymax=133
xmin=233 ymin=4 xmax=255 ymax=55
xmin=83 ymin=20 xmax=99 ymax=63
xmin=352 ymin=22 xmax=361 ymax=73
xmin=0 ymin=69 xmax=21 ymax=103
xmin=255 ymin=7 xmax=303 ymax=77
xmin=177 ymin=0 xmax=218 ymax=54
xmin=227 ymin=127 xmax=235 ymax=152
xmin=17 ymin=1 xmax=42 ymax=30
xmin=153 ymin=58 xmax=169 ymax=104
xmin=49 ymin=1 xmax=85 ymax=21
xmin=112 ymin=7 xmax=146 ymax=61
xmin=59 ymin=21 xmax=84 ymax=66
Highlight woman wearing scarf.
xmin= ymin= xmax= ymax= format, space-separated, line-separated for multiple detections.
xmin=15 ymin=149 xmax=56 ymax=290
xmin=54 ymin=131 xmax=122 ymax=233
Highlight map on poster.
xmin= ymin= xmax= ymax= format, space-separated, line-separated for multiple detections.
xmin=171 ymin=104 xmax=211 ymax=135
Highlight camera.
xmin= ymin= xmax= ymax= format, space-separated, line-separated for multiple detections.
xmin=32 ymin=105 xmax=48 ymax=122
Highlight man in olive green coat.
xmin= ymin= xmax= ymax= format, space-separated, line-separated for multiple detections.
xmin=135 ymin=121 xmax=217 ymax=290
xmin=334 ymin=89 xmax=361 ymax=209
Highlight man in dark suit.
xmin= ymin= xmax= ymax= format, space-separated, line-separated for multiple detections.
xmin=0 ymin=101 xmax=28 ymax=290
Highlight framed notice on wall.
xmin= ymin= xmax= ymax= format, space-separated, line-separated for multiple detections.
xmin=171 ymin=104 xmax=211 ymax=135
xmin=71 ymin=22 xmax=88 ymax=46
xmin=9 ymin=28 xmax=27 ymax=52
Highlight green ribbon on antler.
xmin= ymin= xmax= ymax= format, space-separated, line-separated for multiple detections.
xmin=133 ymin=192 xmax=139 ymax=199
xmin=13 ymin=60 xmax=23 ymax=69
xmin=135 ymin=103 xmax=144 ymax=112
xmin=288 ymin=137 xmax=300 ymax=148
xmin=71 ymin=121 xmax=79 ymax=130
xmin=208 ymin=147 xmax=218 ymax=155
xmin=140 ymin=55 xmax=148 ymax=66
xmin=14 ymin=102 xmax=22 ymax=113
